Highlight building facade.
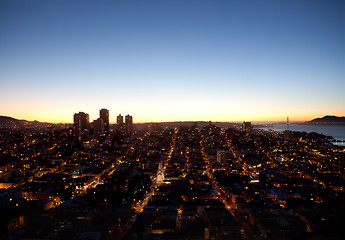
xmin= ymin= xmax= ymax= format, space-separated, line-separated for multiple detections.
xmin=74 ymin=112 xmax=89 ymax=142
xmin=125 ymin=114 xmax=133 ymax=134
xmin=100 ymin=108 xmax=109 ymax=132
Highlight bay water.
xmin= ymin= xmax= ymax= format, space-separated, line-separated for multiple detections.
xmin=255 ymin=123 xmax=345 ymax=146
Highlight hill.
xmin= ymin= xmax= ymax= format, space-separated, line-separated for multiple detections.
xmin=0 ymin=116 xmax=26 ymax=127
xmin=0 ymin=116 xmax=52 ymax=128
xmin=308 ymin=115 xmax=345 ymax=125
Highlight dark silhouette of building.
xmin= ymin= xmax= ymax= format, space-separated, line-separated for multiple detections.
xmin=92 ymin=118 xmax=104 ymax=137
xmin=117 ymin=114 xmax=124 ymax=125
xmin=116 ymin=114 xmax=124 ymax=131
xmin=242 ymin=121 xmax=252 ymax=133
xmin=73 ymin=112 xmax=89 ymax=142
xmin=100 ymin=108 xmax=109 ymax=132
xmin=125 ymin=114 xmax=133 ymax=134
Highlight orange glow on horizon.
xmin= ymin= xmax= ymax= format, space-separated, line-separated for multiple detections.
xmin=5 ymin=113 xmax=335 ymax=124
xmin=2 ymin=101 xmax=343 ymax=124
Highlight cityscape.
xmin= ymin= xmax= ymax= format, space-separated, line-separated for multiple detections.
xmin=1 ymin=0 xmax=344 ymax=239
xmin=0 ymin=109 xmax=344 ymax=239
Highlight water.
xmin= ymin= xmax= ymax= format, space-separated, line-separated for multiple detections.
xmin=255 ymin=123 xmax=345 ymax=146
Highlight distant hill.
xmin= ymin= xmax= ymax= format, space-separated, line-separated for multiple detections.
xmin=308 ymin=115 xmax=345 ymax=125
xmin=0 ymin=116 xmax=26 ymax=127
xmin=0 ymin=116 xmax=52 ymax=128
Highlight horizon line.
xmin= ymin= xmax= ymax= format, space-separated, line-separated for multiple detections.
xmin=1 ymin=115 xmax=316 ymax=125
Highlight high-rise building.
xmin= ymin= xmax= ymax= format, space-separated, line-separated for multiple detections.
xmin=116 ymin=114 xmax=124 ymax=131
xmin=117 ymin=114 xmax=124 ymax=125
xmin=74 ymin=112 xmax=89 ymax=142
xmin=100 ymin=108 xmax=109 ymax=132
xmin=242 ymin=121 xmax=252 ymax=133
xmin=125 ymin=114 xmax=133 ymax=124
xmin=125 ymin=114 xmax=133 ymax=134
xmin=92 ymin=118 xmax=104 ymax=137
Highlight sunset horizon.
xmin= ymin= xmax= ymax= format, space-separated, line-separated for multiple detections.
xmin=1 ymin=111 xmax=343 ymax=124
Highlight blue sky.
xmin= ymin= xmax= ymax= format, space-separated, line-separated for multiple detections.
xmin=0 ymin=0 xmax=344 ymax=123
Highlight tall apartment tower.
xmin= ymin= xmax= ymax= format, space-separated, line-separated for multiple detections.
xmin=125 ymin=114 xmax=133 ymax=134
xmin=92 ymin=118 xmax=104 ymax=137
xmin=100 ymin=108 xmax=109 ymax=132
xmin=117 ymin=114 xmax=124 ymax=125
xmin=74 ymin=112 xmax=89 ymax=142
xmin=116 ymin=114 xmax=124 ymax=131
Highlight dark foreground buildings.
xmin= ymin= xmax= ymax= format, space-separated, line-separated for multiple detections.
xmin=0 ymin=119 xmax=344 ymax=240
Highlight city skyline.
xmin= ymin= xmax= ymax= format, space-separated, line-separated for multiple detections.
xmin=1 ymin=0 xmax=344 ymax=123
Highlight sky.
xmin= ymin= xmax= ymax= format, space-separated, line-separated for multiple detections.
xmin=0 ymin=0 xmax=344 ymax=123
